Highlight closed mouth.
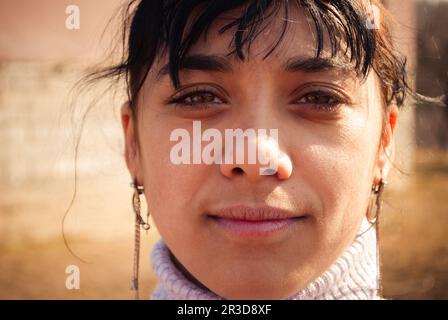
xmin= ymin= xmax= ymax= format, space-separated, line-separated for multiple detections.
xmin=206 ymin=204 xmax=304 ymax=221
xmin=206 ymin=205 xmax=306 ymax=238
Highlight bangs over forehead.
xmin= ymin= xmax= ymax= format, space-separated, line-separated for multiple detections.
xmin=110 ymin=0 xmax=407 ymax=110
xmin=163 ymin=0 xmax=375 ymax=87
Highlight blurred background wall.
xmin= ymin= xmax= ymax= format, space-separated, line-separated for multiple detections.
xmin=416 ymin=1 xmax=448 ymax=149
xmin=0 ymin=0 xmax=446 ymax=299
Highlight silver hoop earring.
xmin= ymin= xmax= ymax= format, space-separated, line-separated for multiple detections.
xmin=130 ymin=179 xmax=151 ymax=300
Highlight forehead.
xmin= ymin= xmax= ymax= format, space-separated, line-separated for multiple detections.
xmin=187 ymin=5 xmax=320 ymax=60
xmin=150 ymin=2 xmax=362 ymax=82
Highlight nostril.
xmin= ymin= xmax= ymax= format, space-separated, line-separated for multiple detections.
xmin=232 ymin=167 xmax=244 ymax=175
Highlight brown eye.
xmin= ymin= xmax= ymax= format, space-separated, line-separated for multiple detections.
xmin=167 ymin=85 xmax=227 ymax=110
xmin=182 ymin=92 xmax=223 ymax=106
xmin=298 ymin=92 xmax=339 ymax=105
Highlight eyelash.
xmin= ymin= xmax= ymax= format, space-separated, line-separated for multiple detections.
xmin=167 ymin=87 xmax=347 ymax=112
xmin=294 ymin=90 xmax=347 ymax=112
xmin=167 ymin=87 xmax=226 ymax=109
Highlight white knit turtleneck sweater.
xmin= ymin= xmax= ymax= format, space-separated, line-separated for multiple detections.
xmin=150 ymin=219 xmax=382 ymax=300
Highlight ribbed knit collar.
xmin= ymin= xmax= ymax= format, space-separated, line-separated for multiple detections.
xmin=150 ymin=219 xmax=382 ymax=300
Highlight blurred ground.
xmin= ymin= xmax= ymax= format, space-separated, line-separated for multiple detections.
xmin=0 ymin=150 xmax=446 ymax=300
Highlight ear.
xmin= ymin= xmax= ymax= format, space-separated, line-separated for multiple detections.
xmin=375 ymin=104 xmax=399 ymax=183
xmin=121 ymin=102 xmax=141 ymax=181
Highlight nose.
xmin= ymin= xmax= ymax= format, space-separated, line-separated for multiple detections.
xmin=219 ymin=133 xmax=293 ymax=181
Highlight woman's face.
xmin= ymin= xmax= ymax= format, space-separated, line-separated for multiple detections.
xmin=121 ymin=6 xmax=398 ymax=299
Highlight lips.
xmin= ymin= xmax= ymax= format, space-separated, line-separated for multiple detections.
xmin=208 ymin=205 xmax=300 ymax=221
xmin=207 ymin=205 xmax=306 ymax=237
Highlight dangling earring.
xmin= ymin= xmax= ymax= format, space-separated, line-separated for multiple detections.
xmin=368 ymin=177 xmax=387 ymax=298
xmin=130 ymin=179 xmax=151 ymax=300
xmin=368 ymin=178 xmax=387 ymax=224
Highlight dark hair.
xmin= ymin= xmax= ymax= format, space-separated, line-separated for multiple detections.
xmin=89 ymin=0 xmax=409 ymax=119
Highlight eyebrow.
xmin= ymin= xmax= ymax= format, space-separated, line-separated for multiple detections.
xmin=157 ymin=54 xmax=233 ymax=79
xmin=157 ymin=54 xmax=353 ymax=79
xmin=284 ymin=56 xmax=353 ymax=74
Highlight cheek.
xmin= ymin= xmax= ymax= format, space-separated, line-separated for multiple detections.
xmin=138 ymin=122 xmax=205 ymax=235
xmin=293 ymin=110 xmax=380 ymax=229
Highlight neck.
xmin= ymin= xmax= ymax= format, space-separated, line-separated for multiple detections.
xmin=150 ymin=219 xmax=381 ymax=300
